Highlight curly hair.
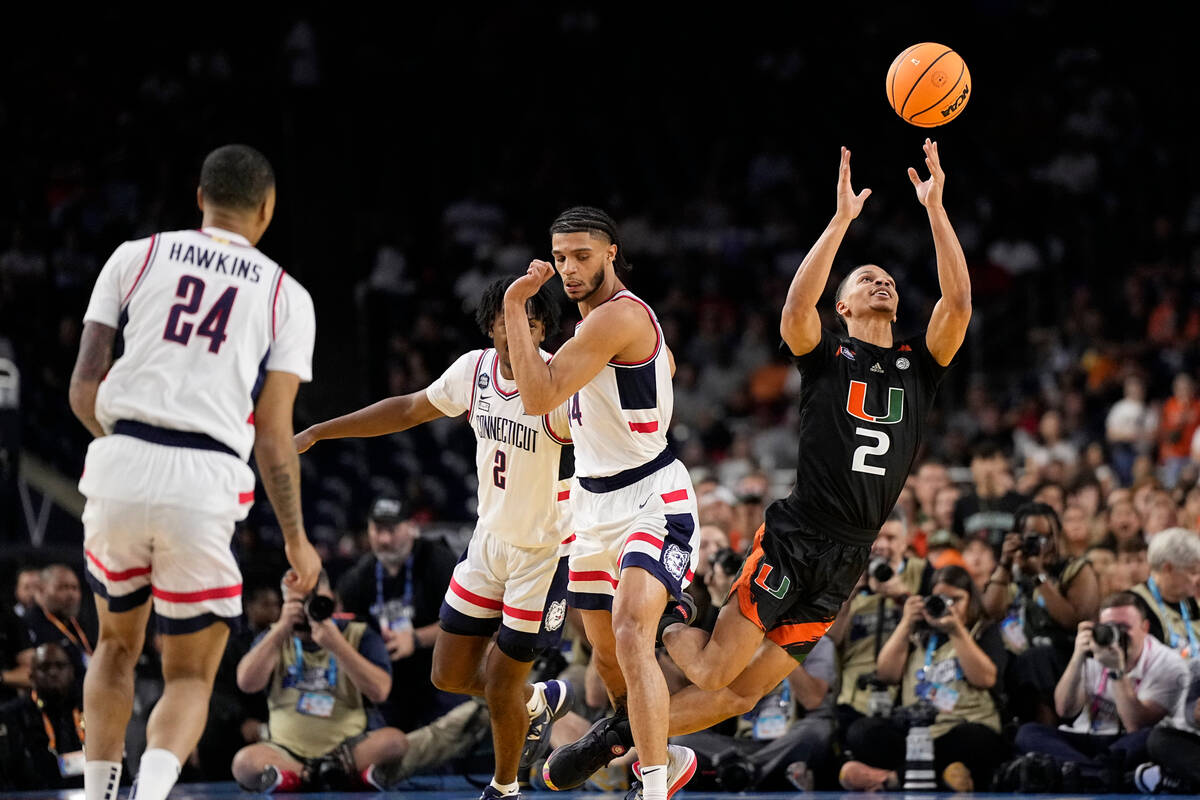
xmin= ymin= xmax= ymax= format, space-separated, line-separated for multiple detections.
xmin=475 ymin=276 xmax=562 ymax=337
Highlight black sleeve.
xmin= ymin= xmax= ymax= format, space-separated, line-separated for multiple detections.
xmin=336 ymin=562 xmax=372 ymax=617
xmin=951 ymin=496 xmax=969 ymax=537
xmin=423 ymin=540 xmax=457 ymax=611
xmin=975 ymin=622 xmax=1008 ymax=678
xmin=783 ymin=328 xmax=841 ymax=375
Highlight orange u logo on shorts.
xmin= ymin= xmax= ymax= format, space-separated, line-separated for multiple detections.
xmin=754 ymin=563 xmax=791 ymax=600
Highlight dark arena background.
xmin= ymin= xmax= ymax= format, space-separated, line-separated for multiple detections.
xmin=4 ymin=3 xmax=1200 ymax=799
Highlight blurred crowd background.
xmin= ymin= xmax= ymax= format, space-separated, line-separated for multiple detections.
xmin=4 ymin=3 xmax=1200 ymax=794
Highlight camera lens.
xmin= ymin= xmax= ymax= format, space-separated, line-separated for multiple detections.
xmin=869 ymin=557 xmax=894 ymax=583
xmin=1022 ymin=533 xmax=1044 ymax=556
xmin=1092 ymin=622 xmax=1117 ymax=648
xmin=305 ymin=594 xmax=335 ymax=622
xmin=923 ymin=594 xmax=948 ymax=618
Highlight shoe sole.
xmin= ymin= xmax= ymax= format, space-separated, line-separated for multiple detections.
xmin=542 ymin=716 xmax=627 ymax=791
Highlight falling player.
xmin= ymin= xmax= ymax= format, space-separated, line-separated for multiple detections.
xmin=503 ymin=207 xmax=701 ymax=800
xmin=294 ymin=277 xmax=574 ymax=800
xmin=70 ymin=145 xmax=321 ymax=800
xmin=547 ymin=140 xmax=971 ymax=783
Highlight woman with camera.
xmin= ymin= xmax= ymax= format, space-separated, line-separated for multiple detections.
xmin=983 ymin=502 xmax=1100 ymax=723
xmin=839 ymin=565 xmax=1009 ymax=792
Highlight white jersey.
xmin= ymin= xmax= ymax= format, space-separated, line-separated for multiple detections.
xmin=82 ymin=227 xmax=315 ymax=461
xmin=567 ymin=290 xmax=672 ymax=477
xmin=426 ymin=348 xmax=573 ymax=548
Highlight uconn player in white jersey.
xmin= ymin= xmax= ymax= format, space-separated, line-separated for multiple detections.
xmin=295 ymin=278 xmax=574 ymax=799
xmin=503 ymin=208 xmax=700 ymax=800
xmin=68 ymin=146 xmax=321 ymax=800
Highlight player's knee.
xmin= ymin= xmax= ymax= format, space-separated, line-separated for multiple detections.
xmin=611 ymin=615 xmax=655 ymax=659
xmin=430 ymin=663 xmax=465 ymax=694
xmin=93 ymin=637 xmax=141 ymax=671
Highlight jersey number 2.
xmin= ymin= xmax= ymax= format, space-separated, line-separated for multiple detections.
xmin=492 ymin=450 xmax=507 ymax=489
xmin=163 ymin=276 xmax=238 ymax=354
xmin=851 ymin=427 xmax=890 ymax=476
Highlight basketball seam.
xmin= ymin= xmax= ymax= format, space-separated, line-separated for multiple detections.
xmin=889 ymin=43 xmax=923 ymax=112
xmin=898 ymin=47 xmax=954 ymax=118
xmin=907 ymin=61 xmax=967 ymax=122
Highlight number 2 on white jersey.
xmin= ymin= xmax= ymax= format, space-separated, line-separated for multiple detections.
xmin=163 ymin=275 xmax=237 ymax=354
xmin=851 ymin=427 xmax=890 ymax=476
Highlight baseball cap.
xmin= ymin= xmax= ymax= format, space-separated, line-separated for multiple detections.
xmin=369 ymin=497 xmax=406 ymax=524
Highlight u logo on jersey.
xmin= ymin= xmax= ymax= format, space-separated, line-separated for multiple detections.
xmin=845 ymin=380 xmax=904 ymax=425
xmin=754 ymin=563 xmax=791 ymax=600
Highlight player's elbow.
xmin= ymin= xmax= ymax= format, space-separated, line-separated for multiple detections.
xmin=522 ymin=394 xmax=556 ymax=416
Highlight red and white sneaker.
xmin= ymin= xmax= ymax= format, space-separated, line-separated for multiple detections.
xmin=627 ymin=745 xmax=697 ymax=800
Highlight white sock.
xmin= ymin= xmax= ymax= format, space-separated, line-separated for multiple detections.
xmin=85 ymin=760 xmax=122 ymax=800
xmin=526 ymin=683 xmax=547 ymax=717
xmin=489 ymin=778 xmax=520 ymax=796
xmin=640 ymin=762 xmax=668 ymax=800
xmin=131 ymin=748 xmax=181 ymax=800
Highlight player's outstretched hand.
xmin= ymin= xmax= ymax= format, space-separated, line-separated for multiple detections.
xmin=908 ymin=138 xmax=944 ymax=209
xmin=835 ymin=146 xmax=872 ymax=223
xmin=284 ymin=542 xmax=322 ymax=595
xmin=505 ymin=260 xmax=556 ymax=303
xmin=294 ymin=427 xmax=318 ymax=454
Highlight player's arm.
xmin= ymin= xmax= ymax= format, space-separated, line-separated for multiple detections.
xmin=295 ymin=391 xmax=445 ymax=453
xmin=912 ymin=139 xmax=972 ymax=367
xmin=503 ymin=262 xmax=639 ymax=415
xmin=254 ymin=371 xmax=321 ymax=595
xmin=68 ymin=322 xmax=116 ymax=438
xmin=781 ymin=147 xmax=871 ymax=356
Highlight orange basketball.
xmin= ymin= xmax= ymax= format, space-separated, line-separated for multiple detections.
xmin=886 ymin=43 xmax=971 ymax=127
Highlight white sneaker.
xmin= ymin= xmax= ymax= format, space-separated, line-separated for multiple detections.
xmin=628 ymin=744 xmax=697 ymax=800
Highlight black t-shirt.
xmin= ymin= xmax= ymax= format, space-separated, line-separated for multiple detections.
xmin=21 ymin=607 xmax=92 ymax=693
xmin=0 ymin=695 xmax=85 ymax=790
xmin=952 ymin=491 xmax=1027 ymax=553
xmin=776 ymin=330 xmax=949 ymax=543
xmin=335 ymin=539 xmax=457 ymax=731
xmin=0 ymin=608 xmax=32 ymax=704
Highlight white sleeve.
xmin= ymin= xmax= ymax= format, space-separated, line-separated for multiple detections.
xmin=545 ymin=400 xmax=573 ymax=444
xmin=426 ymin=351 xmax=483 ymax=418
xmin=1138 ymin=650 xmax=1187 ymax=712
xmin=83 ymin=238 xmax=153 ymax=327
xmin=266 ymin=274 xmax=316 ymax=382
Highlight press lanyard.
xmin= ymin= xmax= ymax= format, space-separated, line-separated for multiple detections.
xmin=291 ymin=637 xmax=337 ymax=689
xmin=1147 ymin=577 xmax=1199 ymax=656
xmin=375 ymin=555 xmax=415 ymax=613
xmin=916 ymin=634 xmax=941 ymax=684
xmin=31 ymin=690 xmax=84 ymax=755
xmin=44 ymin=612 xmax=92 ymax=655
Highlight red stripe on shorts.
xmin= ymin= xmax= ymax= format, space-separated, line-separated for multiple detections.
xmin=625 ymin=532 xmax=663 ymax=549
xmin=561 ymin=534 xmax=576 ymax=544
xmin=557 ymin=489 xmax=571 ymax=501
xmin=503 ymin=605 xmax=543 ymax=622
xmin=85 ymin=550 xmax=151 ymax=582
xmin=238 ymin=491 xmax=255 ymax=504
xmin=660 ymin=489 xmax=689 ymax=503
xmin=450 ymin=578 xmax=503 ymax=610
xmin=569 ymin=569 xmax=618 ymax=588
xmin=152 ymin=583 xmax=242 ymax=603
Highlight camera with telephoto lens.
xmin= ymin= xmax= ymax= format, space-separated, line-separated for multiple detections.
xmin=889 ymin=699 xmax=938 ymax=731
xmin=868 ymin=556 xmax=894 ymax=583
xmin=923 ymin=593 xmax=953 ymax=619
xmin=1091 ymin=621 xmax=1129 ymax=651
xmin=304 ymin=593 xmax=335 ymax=622
xmin=712 ymin=748 xmax=759 ymax=792
xmin=1021 ymin=533 xmax=1046 ymax=557
xmin=712 ymin=547 xmax=744 ymax=577
xmin=857 ymin=672 xmax=894 ymax=717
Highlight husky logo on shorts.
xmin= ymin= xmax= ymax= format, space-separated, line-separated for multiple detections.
xmin=545 ymin=599 xmax=566 ymax=631
xmin=663 ymin=544 xmax=689 ymax=580
xmin=477 ymin=373 xmax=490 ymax=389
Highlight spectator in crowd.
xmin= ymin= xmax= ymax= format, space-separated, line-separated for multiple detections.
xmin=0 ymin=603 xmax=33 ymax=702
xmin=671 ymin=636 xmax=837 ymax=792
xmin=12 ymin=566 xmax=41 ymax=619
xmin=1131 ymin=528 xmax=1200 ymax=658
xmin=1012 ymin=592 xmax=1186 ymax=789
xmin=1061 ymin=504 xmax=1092 ymax=559
xmin=335 ymin=497 xmax=458 ymax=732
xmin=1087 ymin=544 xmax=1121 ymax=597
xmin=1102 ymin=498 xmax=1144 ymax=549
xmin=1106 ymin=375 xmax=1156 ymax=487
xmin=698 ymin=485 xmax=740 ymax=549
xmin=1116 ymin=538 xmax=1150 ymax=593
xmin=232 ymin=570 xmax=404 ymax=792
xmin=830 ymin=513 xmax=930 ymax=741
xmin=912 ymin=461 xmax=951 ymax=534
xmin=687 ymin=524 xmax=731 ymax=629
xmin=1145 ymin=493 xmax=1181 ymax=539
xmin=1159 ymin=373 xmax=1200 ymax=489
xmin=22 ymin=564 xmax=92 ymax=692
xmin=961 ymin=535 xmax=998 ymax=593
xmin=985 ymin=503 xmax=1100 ymax=724
xmin=0 ymin=643 xmax=88 ymax=790
xmin=1017 ymin=410 xmax=1079 ymax=477
xmin=839 ymin=565 xmax=1009 ymax=793
xmin=1032 ymin=481 xmax=1067 ymax=517
xmin=953 ymin=441 xmax=1026 ymax=557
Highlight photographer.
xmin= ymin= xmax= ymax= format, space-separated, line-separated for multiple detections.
xmin=829 ymin=512 xmax=930 ymax=738
xmin=1137 ymin=657 xmax=1200 ymax=793
xmin=687 ymin=524 xmax=734 ymax=631
xmin=1131 ymin=528 xmax=1200 ymax=658
xmin=232 ymin=570 xmax=405 ymax=792
xmin=1012 ymin=592 xmax=1186 ymax=788
xmin=984 ymin=502 xmax=1099 ymax=723
xmin=839 ymin=565 xmax=1009 ymax=792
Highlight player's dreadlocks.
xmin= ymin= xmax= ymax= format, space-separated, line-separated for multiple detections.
xmin=549 ymin=206 xmax=632 ymax=281
xmin=475 ymin=276 xmax=562 ymax=337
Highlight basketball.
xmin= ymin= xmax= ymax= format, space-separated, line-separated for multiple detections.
xmin=886 ymin=43 xmax=971 ymax=127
